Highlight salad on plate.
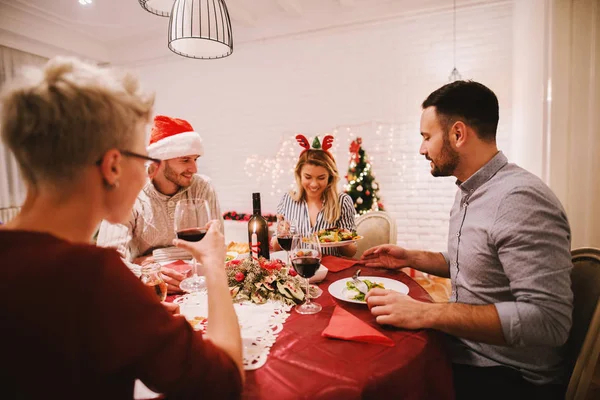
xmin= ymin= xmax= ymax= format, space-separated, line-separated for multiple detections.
xmin=345 ymin=280 xmax=385 ymax=302
xmin=316 ymin=227 xmax=362 ymax=244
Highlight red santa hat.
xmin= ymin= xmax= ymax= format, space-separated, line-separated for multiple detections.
xmin=147 ymin=115 xmax=204 ymax=160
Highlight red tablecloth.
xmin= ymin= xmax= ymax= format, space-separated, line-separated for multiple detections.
xmin=242 ymin=265 xmax=455 ymax=400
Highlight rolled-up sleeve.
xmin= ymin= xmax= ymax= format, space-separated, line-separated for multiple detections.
xmin=491 ymin=186 xmax=573 ymax=347
xmin=441 ymin=251 xmax=450 ymax=266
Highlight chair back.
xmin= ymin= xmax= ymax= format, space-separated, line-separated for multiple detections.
xmin=565 ymin=247 xmax=600 ymax=400
xmin=353 ymin=211 xmax=397 ymax=259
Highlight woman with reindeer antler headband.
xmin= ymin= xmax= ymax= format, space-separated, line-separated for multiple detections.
xmin=272 ymin=134 xmax=357 ymax=257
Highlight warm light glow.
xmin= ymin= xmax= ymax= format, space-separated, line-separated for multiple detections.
xmin=244 ymin=121 xmax=398 ymax=204
xmin=253 ymin=221 xmax=257 ymax=233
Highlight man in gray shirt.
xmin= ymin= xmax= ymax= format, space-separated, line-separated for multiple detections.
xmin=361 ymin=81 xmax=572 ymax=399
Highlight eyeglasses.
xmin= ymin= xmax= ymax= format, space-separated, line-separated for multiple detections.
xmin=95 ymin=150 xmax=161 ymax=166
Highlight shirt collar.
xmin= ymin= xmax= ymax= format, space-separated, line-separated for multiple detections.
xmin=457 ymin=151 xmax=508 ymax=194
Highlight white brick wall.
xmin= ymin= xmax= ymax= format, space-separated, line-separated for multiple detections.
xmin=131 ymin=2 xmax=513 ymax=252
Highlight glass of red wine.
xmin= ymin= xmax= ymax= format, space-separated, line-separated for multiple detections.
xmin=276 ymin=218 xmax=296 ymax=266
xmin=174 ymin=199 xmax=211 ymax=293
xmin=290 ymin=233 xmax=322 ymax=315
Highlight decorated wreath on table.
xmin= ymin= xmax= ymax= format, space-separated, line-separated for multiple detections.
xmin=223 ymin=211 xmax=278 ymax=223
xmin=226 ymin=257 xmax=318 ymax=306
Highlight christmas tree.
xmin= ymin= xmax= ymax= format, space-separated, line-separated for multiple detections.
xmin=345 ymin=138 xmax=384 ymax=215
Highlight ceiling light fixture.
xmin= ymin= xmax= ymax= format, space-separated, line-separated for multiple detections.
xmin=168 ymin=0 xmax=233 ymax=59
xmin=139 ymin=0 xmax=175 ymax=17
xmin=79 ymin=0 xmax=93 ymax=5
xmin=448 ymin=0 xmax=462 ymax=82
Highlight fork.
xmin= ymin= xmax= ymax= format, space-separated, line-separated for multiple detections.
xmin=352 ymin=269 xmax=369 ymax=295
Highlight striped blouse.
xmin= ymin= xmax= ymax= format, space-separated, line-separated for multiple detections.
xmin=276 ymin=192 xmax=356 ymax=256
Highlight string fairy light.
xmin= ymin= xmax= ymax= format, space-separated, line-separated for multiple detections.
xmin=244 ymin=121 xmax=407 ymax=204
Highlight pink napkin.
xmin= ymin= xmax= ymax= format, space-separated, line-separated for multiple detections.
xmin=322 ymin=306 xmax=395 ymax=346
xmin=162 ymin=260 xmax=191 ymax=274
xmin=321 ymin=255 xmax=359 ymax=272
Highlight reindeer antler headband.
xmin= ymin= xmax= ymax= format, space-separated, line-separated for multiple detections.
xmin=295 ymin=134 xmax=334 ymax=156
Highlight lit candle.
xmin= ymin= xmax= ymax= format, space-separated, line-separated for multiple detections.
xmin=251 ymin=221 xmax=258 ymax=259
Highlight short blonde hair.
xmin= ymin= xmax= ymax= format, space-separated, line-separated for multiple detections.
xmin=292 ymin=149 xmax=341 ymax=224
xmin=0 ymin=56 xmax=154 ymax=186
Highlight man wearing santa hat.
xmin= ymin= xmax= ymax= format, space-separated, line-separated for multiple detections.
xmin=97 ymin=115 xmax=222 ymax=293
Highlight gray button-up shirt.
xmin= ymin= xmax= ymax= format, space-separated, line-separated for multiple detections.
xmin=442 ymin=151 xmax=573 ymax=385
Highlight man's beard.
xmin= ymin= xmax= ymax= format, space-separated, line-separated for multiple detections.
xmin=428 ymin=134 xmax=459 ymax=177
xmin=164 ymin=163 xmax=193 ymax=188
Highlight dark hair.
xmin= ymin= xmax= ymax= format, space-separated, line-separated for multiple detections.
xmin=422 ymin=80 xmax=499 ymax=142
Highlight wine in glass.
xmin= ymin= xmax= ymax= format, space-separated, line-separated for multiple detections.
xmin=174 ymin=199 xmax=211 ymax=293
xmin=290 ymin=233 xmax=322 ymax=315
xmin=276 ymin=218 xmax=296 ymax=266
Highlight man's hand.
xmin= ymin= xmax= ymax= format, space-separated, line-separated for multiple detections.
xmin=361 ymin=245 xmax=412 ymax=269
xmin=366 ymin=289 xmax=506 ymax=345
xmin=133 ymin=255 xmax=155 ymax=265
xmin=366 ymin=288 xmax=434 ymax=329
xmin=160 ymin=267 xmax=188 ymax=294
xmin=161 ymin=301 xmax=180 ymax=315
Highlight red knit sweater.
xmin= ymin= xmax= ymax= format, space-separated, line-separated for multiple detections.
xmin=0 ymin=230 xmax=242 ymax=399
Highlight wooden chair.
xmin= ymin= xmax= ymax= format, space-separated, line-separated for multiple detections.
xmin=565 ymin=247 xmax=600 ymax=400
xmin=353 ymin=211 xmax=397 ymax=259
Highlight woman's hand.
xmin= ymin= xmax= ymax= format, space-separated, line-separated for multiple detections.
xmin=339 ymin=242 xmax=357 ymax=258
xmin=271 ymin=236 xmax=282 ymax=251
xmin=172 ymin=220 xmax=225 ymax=267
xmin=174 ymin=220 xmax=244 ymax=380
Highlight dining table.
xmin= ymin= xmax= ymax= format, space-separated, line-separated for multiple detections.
xmin=148 ymin=257 xmax=455 ymax=400
xmin=240 ymin=261 xmax=455 ymax=399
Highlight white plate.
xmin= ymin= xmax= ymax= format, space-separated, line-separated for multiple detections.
xmin=225 ymin=251 xmax=238 ymax=262
xmin=318 ymin=237 xmax=362 ymax=248
xmin=328 ymin=276 xmax=409 ymax=304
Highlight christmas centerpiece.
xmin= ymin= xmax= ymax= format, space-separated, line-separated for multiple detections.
xmin=226 ymin=257 xmax=314 ymax=305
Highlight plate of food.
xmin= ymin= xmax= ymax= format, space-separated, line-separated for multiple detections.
xmin=328 ymin=276 xmax=409 ymax=304
xmin=316 ymin=227 xmax=363 ymax=248
xmin=225 ymin=251 xmax=238 ymax=262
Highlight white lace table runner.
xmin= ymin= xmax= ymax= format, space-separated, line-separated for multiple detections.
xmin=175 ymin=293 xmax=292 ymax=370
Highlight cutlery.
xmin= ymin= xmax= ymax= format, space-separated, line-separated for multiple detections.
xmin=351 ymin=269 xmax=369 ymax=295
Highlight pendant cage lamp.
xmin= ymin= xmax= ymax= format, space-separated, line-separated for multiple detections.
xmin=448 ymin=0 xmax=462 ymax=82
xmin=168 ymin=0 xmax=234 ymax=59
xmin=139 ymin=0 xmax=174 ymax=17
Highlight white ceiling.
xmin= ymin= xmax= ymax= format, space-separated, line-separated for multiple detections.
xmin=0 ymin=0 xmax=496 ymax=63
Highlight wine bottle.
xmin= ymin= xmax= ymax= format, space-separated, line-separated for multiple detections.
xmin=248 ymin=193 xmax=270 ymax=260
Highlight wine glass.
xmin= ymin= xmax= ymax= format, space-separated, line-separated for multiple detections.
xmin=139 ymin=261 xmax=168 ymax=301
xmin=276 ymin=218 xmax=296 ymax=266
xmin=174 ymin=199 xmax=211 ymax=293
xmin=290 ymin=233 xmax=322 ymax=315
